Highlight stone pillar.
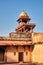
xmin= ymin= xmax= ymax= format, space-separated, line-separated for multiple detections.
xmin=30 ymin=45 xmax=34 ymax=63
xmin=23 ymin=46 xmax=31 ymax=62
xmin=29 ymin=46 xmax=32 ymax=62
xmin=30 ymin=27 xmax=33 ymax=32
xmin=4 ymin=49 xmax=7 ymax=62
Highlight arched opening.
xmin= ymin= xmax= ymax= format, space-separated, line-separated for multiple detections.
xmin=0 ymin=47 xmax=5 ymax=62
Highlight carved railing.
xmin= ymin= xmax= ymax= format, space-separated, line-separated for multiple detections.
xmin=9 ymin=32 xmax=32 ymax=38
xmin=0 ymin=33 xmax=32 ymax=41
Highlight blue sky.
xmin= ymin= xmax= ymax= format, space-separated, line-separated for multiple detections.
xmin=0 ymin=0 xmax=43 ymax=36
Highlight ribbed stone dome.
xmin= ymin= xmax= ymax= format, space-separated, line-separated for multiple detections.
xmin=19 ymin=11 xmax=28 ymax=17
xmin=17 ymin=11 xmax=31 ymax=23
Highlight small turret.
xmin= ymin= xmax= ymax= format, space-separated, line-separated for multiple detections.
xmin=17 ymin=11 xmax=31 ymax=23
xmin=16 ymin=11 xmax=36 ymax=33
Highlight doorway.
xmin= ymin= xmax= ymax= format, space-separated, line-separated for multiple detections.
xmin=19 ymin=52 xmax=23 ymax=62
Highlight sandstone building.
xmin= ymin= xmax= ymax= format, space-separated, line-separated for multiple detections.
xmin=0 ymin=11 xmax=43 ymax=65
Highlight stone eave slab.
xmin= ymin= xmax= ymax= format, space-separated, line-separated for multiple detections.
xmin=0 ymin=40 xmax=32 ymax=46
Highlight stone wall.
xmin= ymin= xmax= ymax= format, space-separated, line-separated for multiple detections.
xmin=6 ymin=46 xmax=31 ymax=63
xmin=32 ymin=33 xmax=43 ymax=43
xmin=32 ymin=43 xmax=43 ymax=63
xmin=18 ymin=46 xmax=31 ymax=62
xmin=6 ymin=46 xmax=18 ymax=62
